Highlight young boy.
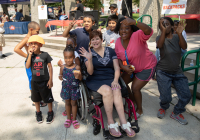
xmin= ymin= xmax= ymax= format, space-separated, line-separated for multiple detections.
xmin=103 ymin=15 xmax=120 ymax=49
xmin=14 ymin=22 xmax=46 ymax=107
xmin=26 ymin=35 xmax=54 ymax=124
xmin=63 ymin=14 xmax=95 ymax=54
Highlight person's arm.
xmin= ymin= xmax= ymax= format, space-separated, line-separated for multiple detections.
xmin=62 ymin=19 xmax=77 ymax=37
xmin=47 ymin=62 xmax=53 ymax=89
xmin=75 ymin=57 xmax=81 ymax=66
xmin=74 ymin=65 xmax=82 ymax=81
xmin=176 ymin=20 xmax=187 ymax=50
xmin=79 ymin=47 xmax=94 ymax=75
xmin=14 ymin=34 xmax=31 ymax=58
xmin=120 ymin=16 xmax=151 ymax=35
xmin=25 ymin=48 xmax=33 ymax=68
xmin=113 ymin=59 xmax=120 ymax=82
xmin=157 ymin=19 xmax=166 ymax=49
xmin=73 ymin=7 xmax=78 ymax=11
xmin=111 ymin=59 xmax=121 ymax=89
xmin=118 ymin=59 xmax=134 ymax=75
xmin=59 ymin=66 xmax=64 ymax=80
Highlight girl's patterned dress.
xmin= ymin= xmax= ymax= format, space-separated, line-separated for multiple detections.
xmin=60 ymin=65 xmax=80 ymax=100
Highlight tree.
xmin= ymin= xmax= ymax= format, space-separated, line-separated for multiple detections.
xmin=132 ymin=0 xmax=139 ymax=6
xmin=82 ymin=0 xmax=103 ymax=10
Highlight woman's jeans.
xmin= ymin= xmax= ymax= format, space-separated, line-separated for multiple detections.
xmin=156 ymin=69 xmax=191 ymax=115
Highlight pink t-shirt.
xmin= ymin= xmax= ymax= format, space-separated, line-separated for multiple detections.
xmin=115 ymin=29 xmax=157 ymax=73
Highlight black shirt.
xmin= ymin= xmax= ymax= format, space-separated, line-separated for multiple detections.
xmin=76 ymin=3 xmax=84 ymax=19
xmin=26 ymin=52 xmax=53 ymax=81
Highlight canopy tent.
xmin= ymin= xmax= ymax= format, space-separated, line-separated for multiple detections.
xmin=166 ymin=14 xmax=200 ymax=21
xmin=0 ymin=0 xmax=62 ymax=4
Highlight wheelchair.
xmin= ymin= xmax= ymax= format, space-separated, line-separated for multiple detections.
xmin=77 ymin=62 xmax=140 ymax=139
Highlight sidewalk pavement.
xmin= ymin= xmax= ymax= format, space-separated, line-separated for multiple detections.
xmin=0 ymin=41 xmax=200 ymax=140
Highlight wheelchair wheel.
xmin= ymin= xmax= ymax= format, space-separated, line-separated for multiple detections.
xmin=80 ymin=82 xmax=88 ymax=122
xmin=77 ymin=82 xmax=88 ymax=123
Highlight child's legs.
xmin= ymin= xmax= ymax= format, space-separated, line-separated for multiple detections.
xmin=131 ymin=77 xmax=148 ymax=114
xmin=156 ymin=70 xmax=173 ymax=110
xmin=172 ymin=74 xmax=191 ymax=114
xmin=71 ymin=100 xmax=78 ymax=121
xmin=65 ymin=99 xmax=71 ymax=120
xmin=35 ymin=102 xmax=40 ymax=112
xmin=47 ymin=103 xmax=53 ymax=112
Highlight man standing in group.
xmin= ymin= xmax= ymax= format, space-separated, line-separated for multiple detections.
xmin=72 ymin=0 xmax=84 ymax=19
xmin=105 ymin=4 xmax=124 ymax=29
xmin=15 ymin=9 xmax=23 ymax=22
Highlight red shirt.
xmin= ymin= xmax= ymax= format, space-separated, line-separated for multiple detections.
xmin=115 ymin=29 xmax=157 ymax=73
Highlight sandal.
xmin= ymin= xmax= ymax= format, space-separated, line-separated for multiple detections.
xmin=62 ymin=111 xmax=73 ymax=119
xmin=62 ymin=111 xmax=67 ymax=116
xmin=108 ymin=122 xmax=121 ymax=137
xmin=72 ymin=120 xmax=80 ymax=129
xmin=64 ymin=119 xmax=71 ymax=128
xmin=121 ymin=122 xmax=136 ymax=137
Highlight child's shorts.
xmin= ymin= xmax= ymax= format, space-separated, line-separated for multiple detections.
xmin=31 ymin=80 xmax=54 ymax=103
xmin=25 ymin=62 xmax=32 ymax=90
xmin=134 ymin=66 xmax=156 ymax=81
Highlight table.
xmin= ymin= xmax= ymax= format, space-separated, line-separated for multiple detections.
xmin=45 ymin=20 xmax=83 ymax=28
xmin=4 ymin=21 xmax=30 ymax=34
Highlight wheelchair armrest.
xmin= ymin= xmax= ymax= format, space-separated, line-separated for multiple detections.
xmin=119 ymin=77 xmax=129 ymax=98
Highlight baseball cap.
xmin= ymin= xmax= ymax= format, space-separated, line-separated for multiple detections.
xmin=28 ymin=35 xmax=45 ymax=45
xmin=109 ymin=4 xmax=117 ymax=9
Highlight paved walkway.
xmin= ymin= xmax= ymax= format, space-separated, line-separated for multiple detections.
xmin=0 ymin=41 xmax=200 ymax=140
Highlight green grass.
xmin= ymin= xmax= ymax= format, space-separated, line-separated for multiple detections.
xmin=132 ymin=13 xmax=139 ymax=20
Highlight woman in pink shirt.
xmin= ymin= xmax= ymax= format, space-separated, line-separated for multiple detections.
xmin=114 ymin=17 xmax=157 ymax=118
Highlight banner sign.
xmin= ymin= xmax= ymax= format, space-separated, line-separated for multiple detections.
xmin=161 ymin=0 xmax=187 ymax=14
xmin=117 ymin=0 xmax=122 ymax=14
xmin=38 ymin=5 xmax=47 ymax=20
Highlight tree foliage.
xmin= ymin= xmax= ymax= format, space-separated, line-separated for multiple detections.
xmin=82 ymin=0 xmax=103 ymax=10
xmin=132 ymin=0 xmax=139 ymax=6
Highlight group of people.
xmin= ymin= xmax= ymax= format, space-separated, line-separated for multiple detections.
xmin=12 ymin=2 xmax=191 ymax=139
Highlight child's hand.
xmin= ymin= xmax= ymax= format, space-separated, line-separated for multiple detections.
xmin=123 ymin=64 xmax=134 ymax=75
xmin=47 ymin=79 xmax=53 ymax=89
xmin=57 ymin=59 xmax=63 ymax=67
xmin=176 ymin=20 xmax=187 ymax=35
xmin=120 ymin=16 xmax=136 ymax=26
xmin=159 ymin=19 xmax=166 ymax=32
xmin=28 ymin=48 xmax=34 ymax=55
xmin=69 ymin=18 xmax=77 ymax=29
xmin=73 ymin=70 xmax=81 ymax=79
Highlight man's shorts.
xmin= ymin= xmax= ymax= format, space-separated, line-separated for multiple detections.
xmin=31 ymin=80 xmax=54 ymax=103
xmin=25 ymin=62 xmax=32 ymax=90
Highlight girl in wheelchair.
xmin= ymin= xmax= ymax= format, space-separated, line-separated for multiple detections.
xmin=59 ymin=45 xmax=82 ymax=129
xmin=79 ymin=30 xmax=135 ymax=137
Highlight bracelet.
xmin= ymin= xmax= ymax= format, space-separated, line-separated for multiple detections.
xmin=135 ymin=20 xmax=138 ymax=26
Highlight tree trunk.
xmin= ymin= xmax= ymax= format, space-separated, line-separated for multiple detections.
xmin=94 ymin=0 xmax=99 ymax=10
xmin=1 ymin=4 xmax=9 ymax=15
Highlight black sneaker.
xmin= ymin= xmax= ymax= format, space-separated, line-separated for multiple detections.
xmin=46 ymin=111 xmax=54 ymax=124
xmin=36 ymin=111 xmax=43 ymax=123
xmin=0 ymin=54 xmax=7 ymax=59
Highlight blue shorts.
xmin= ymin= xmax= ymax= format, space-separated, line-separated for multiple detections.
xmin=25 ymin=62 xmax=32 ymax=90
